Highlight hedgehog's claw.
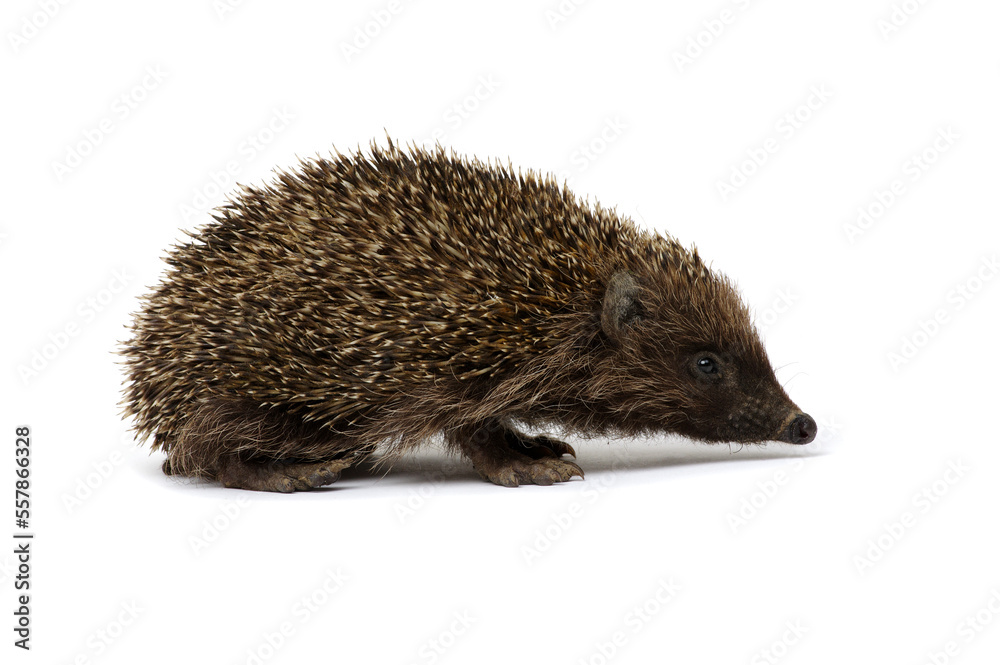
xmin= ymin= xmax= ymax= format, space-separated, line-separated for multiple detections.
xmin=286 ymin=462 xmax=345 ymax=491
xmin=504 ymin=432 xmax=577 ymax=459
xmin=479 ymin=457 xmax=584 ymax=488
xmin=216 ymin=457 xmax=350 ymax=492
xmin=453 ymin=422 xmax=584 ymax=488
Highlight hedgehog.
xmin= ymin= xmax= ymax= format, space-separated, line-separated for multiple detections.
xmin=120 ymin=139 xmax=816 ymax=492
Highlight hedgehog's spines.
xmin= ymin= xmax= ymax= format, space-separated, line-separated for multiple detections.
xmin=120 ymin=138 xmax=760 ymax=483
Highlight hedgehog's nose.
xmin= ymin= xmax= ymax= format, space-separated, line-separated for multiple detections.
xmin=784 ymin=413 xmax=817 ymax=445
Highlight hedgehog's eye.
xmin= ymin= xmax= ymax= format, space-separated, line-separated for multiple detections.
xmin=696 ymin=357 xmax=718 ymax=375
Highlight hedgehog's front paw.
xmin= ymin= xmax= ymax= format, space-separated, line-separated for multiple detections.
xmin=451 ymin=421 xmax=584 ymax=488
xmin=504 ymin=431 xmax=577 ymax=460
xmin=477 ymin=457 xmax=584 ymax=488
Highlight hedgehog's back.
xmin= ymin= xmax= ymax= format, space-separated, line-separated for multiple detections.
xmin=122 ymin=142 xmax=638 ymax=448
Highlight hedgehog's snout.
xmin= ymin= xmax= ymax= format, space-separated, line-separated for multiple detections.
xmin=779 ymin=412 xmax=816 ymax=445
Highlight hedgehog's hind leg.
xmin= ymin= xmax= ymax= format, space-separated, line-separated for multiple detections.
xmin=162 ymin=396 xmax=366 ymax=492
xmin=215 ymin=456 xmax=354 ymax=493
xmin=446 ymin=420 xmax=584 ymax=488
xmin=154 ymin=432 xmax=180 ymax=476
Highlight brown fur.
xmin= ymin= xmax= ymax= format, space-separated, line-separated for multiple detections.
xmin=120 ymin=139 xmax=814 ymax=491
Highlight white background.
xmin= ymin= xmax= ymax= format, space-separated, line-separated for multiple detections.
xmin=3 ymin=1 xmax=999 ymax=663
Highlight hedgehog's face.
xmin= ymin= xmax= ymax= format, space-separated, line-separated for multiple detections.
xmin=601 ymin=270 xmax=816 ymax=445
xmin=669 ymin=346 xmax=816 ymax=445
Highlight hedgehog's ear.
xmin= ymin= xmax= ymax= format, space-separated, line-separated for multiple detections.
xmin=601 ymin=271 xmax=643 ymax=344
